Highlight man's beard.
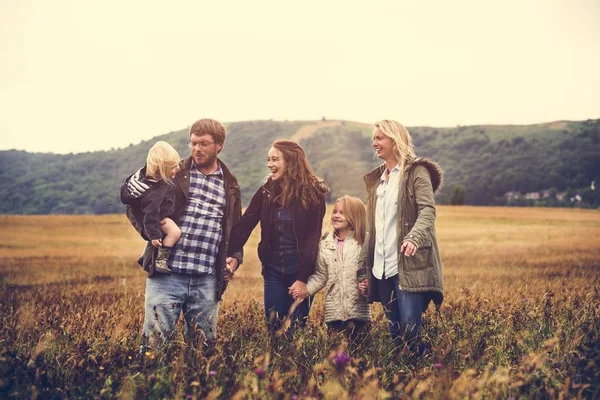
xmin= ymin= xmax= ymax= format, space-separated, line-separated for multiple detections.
xmin=193 ymin=152 xmax=218 ymax=169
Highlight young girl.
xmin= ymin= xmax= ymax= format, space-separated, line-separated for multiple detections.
xmin=300 ymin=195 xmax=371 ymax=343
xmin=122 ymin=141 xmax=182 ymax=275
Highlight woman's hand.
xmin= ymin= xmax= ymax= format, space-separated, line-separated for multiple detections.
xmin=224 ymin=257 xmax=239 ymax=283
xmin=400 ymin=240 xmax=417 ymax=256
xmin=358 ymin=279 xmax=368 ymax=296
xmin=151 ymin=239 xmax=162 ymax=248
xmin=288 ymin=280 xmax=307 ymax=300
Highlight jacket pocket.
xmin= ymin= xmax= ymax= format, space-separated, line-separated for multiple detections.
xmin=408 ymin=240 xmax=433 ymax=270
xmin=326 ymin=283 xmax=336 ymax=296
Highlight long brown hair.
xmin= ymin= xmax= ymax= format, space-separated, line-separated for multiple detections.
xmin=271 ymin=140 xmax=329 ymax=209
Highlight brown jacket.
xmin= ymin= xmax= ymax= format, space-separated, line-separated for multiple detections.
xmin=121 ymin=156 xmax=242 ymax=301
xmin=362 ymin=157 xmax=444 ymax=308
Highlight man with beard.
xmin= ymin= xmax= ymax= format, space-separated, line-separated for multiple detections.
xmin=120 ymin=118 xmax=242 ymax=348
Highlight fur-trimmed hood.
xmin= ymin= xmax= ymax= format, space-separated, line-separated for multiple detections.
xmin=409 ymin=157 xmax=444 ymax=194
xmin=364 ymin=157 xmax=444 ymax=194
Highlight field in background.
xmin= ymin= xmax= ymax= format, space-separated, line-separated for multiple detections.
xmin=0 ymin=207 xmax=599 ymax=398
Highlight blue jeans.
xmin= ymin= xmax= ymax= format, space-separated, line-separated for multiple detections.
xmin=263 ymin=265 xmax=311 ymax=335
xmin=143 ymin=272 xmax=218 ymax=347
xmin=374 ymin=275 xmax=426 ymax=347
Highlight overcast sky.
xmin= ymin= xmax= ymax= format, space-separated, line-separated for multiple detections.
xmin=1 ymin=0 xmax=599 ymax=154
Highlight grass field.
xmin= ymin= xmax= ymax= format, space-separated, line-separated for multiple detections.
xmin=0 ymin=206 xmax=599 ymax=399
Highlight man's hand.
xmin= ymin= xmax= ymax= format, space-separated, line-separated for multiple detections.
xmin=358 ymin=279 xmax=368 ymax=296
xmin=126 ymin=168 xmax=150 ymax=198
xmin=288 ymin=280 xmax=307 ymax=300
xmin=400 ymin=241 xmax=417 ymax=256
xmin=224 ymin=257 xmax=239 ymax=283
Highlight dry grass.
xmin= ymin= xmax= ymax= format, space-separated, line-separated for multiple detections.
xmin=0 ymin=206 xmax=599 ymax=399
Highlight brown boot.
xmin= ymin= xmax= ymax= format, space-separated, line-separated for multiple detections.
xmin=154 ymin=246 xmax=172 ymax=275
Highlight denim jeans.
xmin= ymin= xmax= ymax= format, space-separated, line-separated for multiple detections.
xmin=374 ymin=275 xmax=426 ymax=347
xmin=263 ymin=265 xmax=311 ymax=335
xmin=143 ymin=271 xmax=218 ymax=347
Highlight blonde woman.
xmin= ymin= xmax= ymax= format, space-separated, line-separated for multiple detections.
xmin=361 ymin=120 xmax=444 ymax=355
xmin=121 ymin=141 xmax=182 ymax=274
xmin=300 ymin=196 xmax=371 ymax=344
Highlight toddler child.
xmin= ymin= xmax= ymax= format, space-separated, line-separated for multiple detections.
xmin=122 ymin=141 xmax=181 ymax=275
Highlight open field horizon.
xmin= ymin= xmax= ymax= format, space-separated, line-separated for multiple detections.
xmin=1 ymin=206 xmax=599 ymax=398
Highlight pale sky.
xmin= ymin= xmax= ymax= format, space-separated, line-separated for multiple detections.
xmin=1 ymin=0 xmax=599 ymax=154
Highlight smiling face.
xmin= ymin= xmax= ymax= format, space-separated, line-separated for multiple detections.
xmin=331 ymin=200 xmax=351 ymax=235
xmin=372 ymin=127 xmax=395 ymax=162
xmin=190 ymin=133 xmax=222 ymax=169
xmin=267 ymin=146 xmax=286 ymax=181
xmin=168 ymin=163 xmax=180 ymax=178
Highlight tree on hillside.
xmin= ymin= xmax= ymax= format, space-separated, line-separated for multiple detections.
xmin=450 ymin=185 xmax=466 ymax=205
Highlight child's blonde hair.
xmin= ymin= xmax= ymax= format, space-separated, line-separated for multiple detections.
xmin=146 ymin=141 xmax=181 ymax=183
xmin=334 ymin=195 xmax=366 ymax=246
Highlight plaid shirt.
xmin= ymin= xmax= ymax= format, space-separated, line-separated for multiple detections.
xmin=169 ymin=163 xmax=226 ymax=275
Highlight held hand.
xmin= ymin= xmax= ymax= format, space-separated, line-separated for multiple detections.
xmin=127 ymin=168 xmax=150 ymax=198
xmin=288 ymin=280 xmax=307 ymax=300
xmin=226 ymin=257 xmax=239 ymax=274
xmin=400 ymin=241 xmax=417 ymax=257
xmin=224 ymin=257 xmax=239 ymax=283
xmin=151 ymin=239 xmax=162 ymax=248
xmin=358 ymin=279 xmax=368 ymax=296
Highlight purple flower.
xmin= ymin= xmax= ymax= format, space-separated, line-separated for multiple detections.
xmin=333 ymin=351 xmax=351 ymax=371
xmin=291 ymin=395 xmax=299 ymax=400
xmin=208 ymin=370 xmax=216 ymax=377
xmin=255 ymin=367 xmax=266 ymax=379
xmin=433 ymin=363 xmax=443 ymax=369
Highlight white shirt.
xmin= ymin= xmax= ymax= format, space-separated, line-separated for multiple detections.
xmin=373 ymin=165 xmax=400 ymax=279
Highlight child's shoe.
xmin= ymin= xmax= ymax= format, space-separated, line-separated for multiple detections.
xmin=154 ymin=246 xmax=172 ymax=275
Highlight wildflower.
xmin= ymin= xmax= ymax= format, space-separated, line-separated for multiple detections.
xmin=291 ymin=395 xmax=299 ymax=400
xmin=209 ymin=371 xmax=216 ymax=377
xmin=333 ymin=351 xmax=351 ymax=372
xmin=255 ymin=367 xmax=266 ymax=379
xmin=433 ymin=363 xmax=443 ymax=369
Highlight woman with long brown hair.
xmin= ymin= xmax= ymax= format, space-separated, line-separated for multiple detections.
xmin=226 ymin=140 xmax=330 ymax=334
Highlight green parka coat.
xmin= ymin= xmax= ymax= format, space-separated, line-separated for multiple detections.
xmin=362 ymin=157 xmax=444 ymax=309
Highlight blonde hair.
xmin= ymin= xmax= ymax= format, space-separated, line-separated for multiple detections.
xmin=146 ymin=141 xmax=181 ymax=183
xmin=334 ymin=195 xmax=366 ymax=246
xmin=374 ymin=119 xmax=416 ymax=171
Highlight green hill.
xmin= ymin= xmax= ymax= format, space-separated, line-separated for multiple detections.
xmin=0 ymin=118 xmax=599 ymax=214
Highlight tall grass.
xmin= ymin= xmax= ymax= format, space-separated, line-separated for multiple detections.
xmin=0 ymin=207 xmax=598 ymax=398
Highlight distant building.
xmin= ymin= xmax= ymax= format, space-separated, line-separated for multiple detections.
xmin=525 ymin=192 xmax=541 ymax=200
xmin=504 ymin=191 xmax=521 ymax=201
